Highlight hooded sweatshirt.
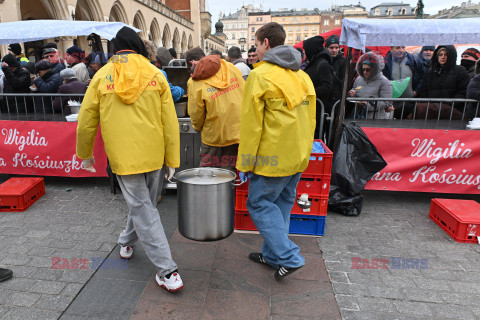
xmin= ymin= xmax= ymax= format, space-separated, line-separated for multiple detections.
xmin=187 ymin=55 xmax=245 ymax=147
xmin=76 ymin=27 xmax=180 ymax=175
xmin=352 ymin=52 xmax=393 ymax=119
xmin=236 ymin=45 xmax=316 ymax=177
xmin=418 ymin=45 xmax=470 ymax=107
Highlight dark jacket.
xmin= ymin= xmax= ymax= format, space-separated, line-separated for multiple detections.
xmin=303 ymin=48 xmax=333 ymax=111
xmin=53 ymin=78 xmax=88 ymax=114
xmin=34 ymin=69 xmax=63 ymax=113
xmin=1 ymin=66 xmax=31 ymax=113
xmin=331 ymin=53 xmax=346 ymax=105
xmin=383 ymin=51 xmax=425 ymax=93
xmin=466 ymin=73 xmax=480 ymax=119
xmin=418 ymin=45 xmax=470 ymax=110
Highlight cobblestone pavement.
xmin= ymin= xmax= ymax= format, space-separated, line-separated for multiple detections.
xmin=320 ymin=191 xmax=480 ymax=320
xmin=0 ymin=176 xmax=127 ymax=320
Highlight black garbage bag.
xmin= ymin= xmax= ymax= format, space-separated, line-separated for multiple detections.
xmin=328 ymin=122 xmax=387 ymax=216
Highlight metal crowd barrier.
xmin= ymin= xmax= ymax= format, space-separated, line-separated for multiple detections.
xmin=0 ymin=93 xmax=85 ymax=121
xmin=325 ymin=98 xmax=480 ymax=146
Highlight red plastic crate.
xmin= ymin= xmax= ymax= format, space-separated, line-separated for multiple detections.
xmin=0 ymin=178 xmax=45 ymax=212
xmin=304 ymin=140 xmax=333 ymax=175
xmin=297 ymin=174 xmax=331 ymax=197
xmin=234 ymin=210 xmax=326 ymax=235
xmin=429 ymin=198 xmax=480 ymax=243
xmin=291 ymin=195 xmax=328 ymax=216
xmin=235 ymin=191 xmax=327 ymax=216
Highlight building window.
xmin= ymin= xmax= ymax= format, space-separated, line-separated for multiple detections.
xmin=374 ymin=8 xmax=381 ymax=15
xmin=387 ymin=8 xmax=393 ymax=16
xmin=256 ymin=17 xmax=259 ymax=21
xmin=304 ymin=35 xmax=308 ymax=39
xmin=304 ymin=26 xmax=308 ymax=31
xmin=232 ymin=34 xmax=235 ymax=39
xmin=226 ymin=46 xmax=228 ymax=51
xmin=289 ymin=36 xmax=293 ymax=41
xmin=296 ymin=35 xmax=301 ymax=41
xmin=260 ymin=17 xmax=263 ymax=21
xmin=313 ymin=25 xmax=317 ymax=31
xmin=401 ymin=8 xmax=406 ymax=15
xmin=335 ymin=19 xmax=340 ymax=25
xmin=289 ymin=26 xmax=293 ymax=32
xmin=324 ymin=20 xmax=330 ymax=26
xmin=296 ymin=26 xmax=301 ymax=31
xmin=251 ymin=35 xmax=255 ymax=40
xmin=251 ymin=26 xmax=255 ymax=32
xmin=305 ymin=17 xmax=309 ymax=21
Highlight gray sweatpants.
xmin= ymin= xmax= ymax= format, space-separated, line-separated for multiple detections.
xmin=116 ymin=169 xmax=177 ymax=277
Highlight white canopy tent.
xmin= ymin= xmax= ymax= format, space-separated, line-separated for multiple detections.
xmin=340 ymin=18 xmax=480 ymax=51
xmin=0 ymin=20 xmax=141 ymax=46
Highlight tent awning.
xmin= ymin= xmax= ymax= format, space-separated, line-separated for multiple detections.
xmin=340 ymin=18 xmax=480 ymax=51
xmin=0 ymin=20 xmax=141 ymax=46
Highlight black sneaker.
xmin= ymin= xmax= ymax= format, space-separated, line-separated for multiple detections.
xmin=0 ymin=268 xmax=13 ymax=282
xmin=248 ymin=253 xmax=274 ymax=268
xmin=274 ymin=265 xmax=303 ymax=280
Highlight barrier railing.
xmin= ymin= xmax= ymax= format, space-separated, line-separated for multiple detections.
xmin=326 ymin=98 xmax=480 ymax=147
xmin=0 ymin=93 xmax=84 ymax=121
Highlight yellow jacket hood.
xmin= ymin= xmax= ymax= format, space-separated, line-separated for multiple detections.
xmin=192 ymin=57 xmax=231 ymax=90
xmin=113 ymin=53 xmax=158 ymax=104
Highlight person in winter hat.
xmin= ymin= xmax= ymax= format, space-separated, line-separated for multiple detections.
xmin=65 ymin=45 xmax=89 ymax=83
xmin=53 ymin=68 xmax=88 ymax=114
xmin=153 ymin=47 xmax=184 ymax=102
xmin=348 ymin=52 xmax=393 ymax=119
xmin=76 ymin=26 xmax=183 ymax=293
xmin=1 ymin=54 xmax=31 ymax=113
xmin=236 ymin=22 xmax=316 ymax=281
xmin=461 ymin=47 xmax=480 ymax=79
xmin=303 ymin=35 xmax=334 ymax=132
xmin=8 ymin=43 xmax=29 ymax=67
xmin=325 ymin=34 xmax=346 ymax=108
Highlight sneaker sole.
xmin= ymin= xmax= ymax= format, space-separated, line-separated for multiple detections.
xmin=155 ymin=275 xmax=183 ymax=292
xmin=119 ymin=251 xmax=132 ymax=259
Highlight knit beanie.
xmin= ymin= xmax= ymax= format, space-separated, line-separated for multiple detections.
xmin=8 ymin=43 xmax=22 ymax=56
xmin=35 ymin=60 xmax=52 ymax=73
xmin=420 ymin=46 xmax=435 ymax=53
xmin=325 ymin=35 xmax=340 ymax=48
xmin=462 ymin=48 xmax=480 ymax=60
xmin=1 ymin=54 xmax=19 ymax=68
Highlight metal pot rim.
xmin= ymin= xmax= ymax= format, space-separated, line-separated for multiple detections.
xmin=175 ymin=167 xmax=237 ymax=185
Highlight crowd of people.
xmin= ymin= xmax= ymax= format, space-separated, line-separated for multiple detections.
xmin=0 ymin=40 xmax=184 ymax=115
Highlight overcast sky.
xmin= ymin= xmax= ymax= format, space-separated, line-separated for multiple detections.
xmin=206 ymin=0 xmax=469 ymax=28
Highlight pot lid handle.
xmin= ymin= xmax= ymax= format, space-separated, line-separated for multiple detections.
xmin=196 ymin=168 xmax=216 ymax=177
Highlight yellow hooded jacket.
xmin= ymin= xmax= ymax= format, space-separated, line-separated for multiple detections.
xmin=236 ymin=60 xmax=316 ymax=177
xmin=187 ymin=58 xmax=245 ymax=147
xmin=76 ymin=53 xmax=180 ymax=175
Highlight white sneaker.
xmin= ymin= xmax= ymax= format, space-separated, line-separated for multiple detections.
xmin=156 ymin=271 xmax=183 ymax=292
xmin=119 ymin=245 xmax=133 ymax=259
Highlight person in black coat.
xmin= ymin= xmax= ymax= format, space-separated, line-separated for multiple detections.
xmin=417 ymin=45 xmax=470 ymax=119
xmin=53 ymin=69 xmax=88 ymax=114
xmin=303 ymin=35 xmax=333 ymax=138
xmin=325 ymin=35 xmax=346 ymax=107
xmin=34 ymin=60 xmax=63 ymax=113
xmin=466 ymin=59 xmax=480 ymax=120
xmin=1 ymin=54 xmax=31 ymax=113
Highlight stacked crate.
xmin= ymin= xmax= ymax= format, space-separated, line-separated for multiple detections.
xmin=234 ymin=140 xmax=333 ymax=236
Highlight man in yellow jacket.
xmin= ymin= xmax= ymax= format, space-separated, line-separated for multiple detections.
xmin=187 ymin=53 xmax=245 ymax=171
xmin=76 ymin=27 xmax=183 ymax=292
xmin=236 ymin=22 xmax=316 ymax=280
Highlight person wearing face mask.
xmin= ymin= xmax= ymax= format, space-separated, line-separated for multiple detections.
xmin=383 ymin=46 xmax=425 ymax=118
xmin=416 ymin=45 xmax=470 ymax=119
xmin=460 ymin=48 xmax=480 ymax=80
xmin=417 ymin=46 xmax=435 ymax=70
xmin=348 ymin=52 xmax=393 ymax=119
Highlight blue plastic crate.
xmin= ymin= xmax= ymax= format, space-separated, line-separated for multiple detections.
xmin=289 ymin=214 xmax=325 ymax=236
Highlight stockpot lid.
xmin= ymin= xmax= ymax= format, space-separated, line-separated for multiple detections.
xmin=175 ymin=168 xmax=236 ymax=185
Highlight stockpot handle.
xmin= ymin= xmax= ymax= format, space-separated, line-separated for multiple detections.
xmin=232 ymin=179 xmax=245 ymax=187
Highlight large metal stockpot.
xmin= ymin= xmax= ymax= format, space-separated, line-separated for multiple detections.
xmin=175 ymin=168 xmax=240 ymax=241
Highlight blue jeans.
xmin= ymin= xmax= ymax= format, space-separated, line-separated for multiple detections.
xmin=247 ymin=172 xmax=305 ymax=269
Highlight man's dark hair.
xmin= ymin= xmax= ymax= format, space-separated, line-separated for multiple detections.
xmin=228 ymin=47 xmax=242 ymax=59
xmin=248 ymin=46 xmax=256 ymax=54
xmin=185 ymin=47 xmax=205 ymax=68
xmin=209 ymin=49 xmax=223 ymax=57
xmin=255 ymin=22 xmax=286 ymax=48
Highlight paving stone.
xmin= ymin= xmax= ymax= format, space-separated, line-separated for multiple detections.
xmin=0 ymin=305 xmax=10 ymax=318
xmin=331 ymin=282 xmax=370 ymax=297
xmin=29 ymin=280 xmax=67 ymax=294
xmin=5 ymin=266 xmax=36 ymax=278
xmin=379 ymin=312 xmax=432 ymax=320
xmin=347 ymin=272 xmax=384 ymax=286
xmin=329 ymin=271 xmax=350 ymax=283
xmin=356 ymin=297 xmax=396 ymax=313
xmin=401 ymin=287 xmax=444 ymax=303
xmin=3 ymin=292 xmax=41 ymax=307
xmin=0 ymin=254 xmax=32 ymax=266
xmin=412 ymin=277 xmax=453 ymax=291
xmin=33 ymin=294 xmax=72 ymax=311
xmin=59 ymin=270 xmax=95 ymax=283
xmin=431 ymin=304 xmax=477 ymax=320
xmin=449 ymin=281 xmax=480 ymax=295
xmin=335 ymin=294 xmax=359 ymax=311
xmin=0 ymin=289 xmax=12 ymax=304
xmin=60 ymin=283 xmax=85 ymax=297
xmin=392 ymin=300 xmax=434 ymax=317
xmin=340 ymin=310 xmax=381 ymax=320
xmin=368 ymin=286 xmax=406 ymax=300
xmin=0 ymin=277 xmax=36 ymax=291
xmin=2 ymin=307 xmax=61 ymax=320
xmin=24 ymin=230 xmax=51 ymax=238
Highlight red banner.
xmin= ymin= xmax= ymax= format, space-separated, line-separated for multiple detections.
xmin=0 ymin=120 xmax=108 ymax=177
xmin=363 ymin=128 xmax=480 ymax=194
